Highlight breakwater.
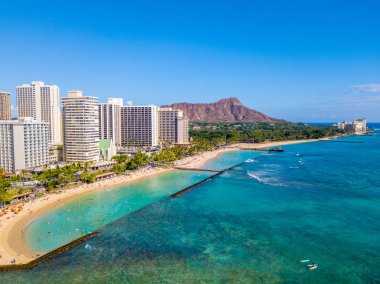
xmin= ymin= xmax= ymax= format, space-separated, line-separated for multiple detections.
xmin=0 ymin=232 xmax=99 ymax=272
xmin=0 ymin=162 xmax=247 ymax=271
xmin=173 ymin=167 xmax=220 ymax=173
xmin=172 ymin=162 xmax=245 ymax=198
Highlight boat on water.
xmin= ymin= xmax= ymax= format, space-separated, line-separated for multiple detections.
xmin=299 ymin=259 xmax=310 ymax=263
xmin=308 ymin=264 xmax=318 ymax=270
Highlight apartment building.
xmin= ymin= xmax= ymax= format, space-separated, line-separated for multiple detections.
xmin=0 ymin=92 xmax=11 ymax=120
xmin=0 ymin=118 xmax=49 ymax=173
xmin=62 ymin=91 xmax=99 ymax=162
xmin=177 ymin=114 xmax=189 ymax=144
xmin=16 ymin=81 xmax=61 ymax=144
xmin=120 ymin=105 xmax=158 ymax=147
xmin=99 ymin=98 xmax=123 ymax=147
xmin=337 ymin=118 xmax=367 ymax=134
xmin=158 ymin=108 xmax=189 ymax=145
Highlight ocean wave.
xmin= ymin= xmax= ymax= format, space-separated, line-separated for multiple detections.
xmin=247 ymin=172 xmax=264 ymax=183
xmin=247 ymin=170 xmax=287 ymax=187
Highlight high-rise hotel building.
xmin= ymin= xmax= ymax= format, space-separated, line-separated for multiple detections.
xmin=0 ymin=118 xmax=49 ymax=173
xmin=16 ymin=81 xmax=61 ymax=144
xmin=99 ymin=98 xmax=123 ymax=147
xmin=0 ymin=92 xmax=11 ymax=120
xmin=158 ymin=108 xmax=189 ymax=145
xmin=120 ymin=105 xmax=159 ymax=147
xmin=62 ymin=91 xmax=99 ymax=162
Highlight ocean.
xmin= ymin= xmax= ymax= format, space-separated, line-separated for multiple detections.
xmin=0 ymin=125 xmax=379 ymax=283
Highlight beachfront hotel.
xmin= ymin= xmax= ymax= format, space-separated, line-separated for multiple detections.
xmin=120 ymin=105 xmax=159 ymax=147
xmin=16 ymin=81 xmax=61 ymax=144
xmin=337 ymin=118 xmax=367 ymax=134
xmin=0 ymin=117 xmax=49 ymax=173
xmin=62 ymin=91 xmax=99 ymax=162
xmin=99 ymin=98 xmax=123 ymax=147
xmin=0 ymin=91 xmax=11 ymax=120
xmin=158 ymin=107 xmax=189 ymax=145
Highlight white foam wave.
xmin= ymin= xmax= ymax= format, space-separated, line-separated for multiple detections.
xmin=247 ymin=172 xmax=264 ymax=182
xmin=247 ymin=170 xmax=287 ymax=187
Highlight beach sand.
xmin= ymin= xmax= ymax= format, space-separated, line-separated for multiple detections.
xmin=227 ymin=139 xmax=321 ymax=149
xmin=0 ymin=139 xmax=324 ymax=265
xmin=0 ymin=148 xmax=229 ymax=265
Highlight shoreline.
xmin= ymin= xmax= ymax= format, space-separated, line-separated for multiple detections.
xmin=227 ymin=138 xmax=322 ymax=149
xmin=0 ymin=148 xmax=230 ymax=265
xmin=0 ymin=138 xmax=328 ymax=265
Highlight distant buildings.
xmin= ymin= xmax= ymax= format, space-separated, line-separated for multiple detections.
xmin=62 ymin=91 xmax=99 ymax=162
xmin=0 ymin=92 xmax=11 ymax=120
xmin=16 ymin=81 xmax=61 ymax=144
xmin=1 ymin=81 xmax=191 ymax=171
xmin=98 ymin=98 xmax=123 ymax=147
xmin=158 ymin=108 xmax=189 ymax=145
xmin=337 ymin=118 xmax=367 ymax=134
xmin=0 ymin=118 xmax=49 ymax=173
xmin=120 ymin=105 xmax=159 ymax=147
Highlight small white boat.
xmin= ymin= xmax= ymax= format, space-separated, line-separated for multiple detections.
xmin=299 ymin=259 xmax=310 ymax=263
xmin=308 ymin=264 xmax=318 ymax=270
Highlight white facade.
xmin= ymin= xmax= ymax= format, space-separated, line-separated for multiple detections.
xmin=99 ymin=98 xmax=123 ymax=146
xmin=62 ymin=91 xmax=99 ymax=162
xmin=177 ymin=114 xmax=189 ymax=144
xmin=107 ymin=98 xmax=123 ymax=106
xmin=0 ymin=118 xmax=49 ymax=173
xmin=353 ymin=118 xmax=367 ymax=133
xmin=121 ymin=105 xmax=158 ymax=147
xmin=158 ymin=107 xmax=189 ymax=145
xmin=16 ymin=81 xmax=61 ymax=144
xmin=337 ymin=118 xmax=367 ymax=133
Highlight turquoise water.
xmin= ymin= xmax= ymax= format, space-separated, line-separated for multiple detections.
xmin=1 ymin=128 xmax=380 ymax=283
xmin=203 ymin=150 xmax=265 ymax=171
xmin=25 ymin=170 xmax=216 ymax=253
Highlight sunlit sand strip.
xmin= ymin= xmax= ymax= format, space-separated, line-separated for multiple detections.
xmin=0 ymin=148 xmax=230 ymax=265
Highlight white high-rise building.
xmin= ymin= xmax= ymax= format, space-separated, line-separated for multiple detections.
xmin=16 ymin=81 xmax=61 ymax=144
xmin=177 ymin=114 xmax=189 ymax=145
xmin=0 ymin=118 xmax=49 ymax=173
xmin=158 ymin=108 xmax=189 ymax=145
xmin=336 ymin=118 xmax=367 ymax=134
xmin=99 ymin=98 xmax=123 ymax=147
xmin=120 ymin=105 xmax=158 ymax=147
xmin=62 ymin=91 xmax=99 ymax=162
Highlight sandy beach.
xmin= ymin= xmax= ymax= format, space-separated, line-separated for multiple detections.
xmin=0 ymin=138 xmax=324 ymax=265
xmin=228 ymin=139 xmax=321 ymax=149
xmin=0 ymin=148 xmax=230 ymax=265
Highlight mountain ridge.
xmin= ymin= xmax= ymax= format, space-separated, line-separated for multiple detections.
xmin=162 ymin=97 xmax=283 ymax=123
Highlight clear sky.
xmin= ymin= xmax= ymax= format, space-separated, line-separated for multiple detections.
xmin=1 ymin=0 xmax=380 ymax=122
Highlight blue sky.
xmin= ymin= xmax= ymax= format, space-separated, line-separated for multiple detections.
xmin=1 ymin=0 xmax=380 ymax=122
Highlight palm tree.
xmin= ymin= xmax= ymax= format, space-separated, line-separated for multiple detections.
xmin=21 ymin=169 xmax=27 ymax=181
